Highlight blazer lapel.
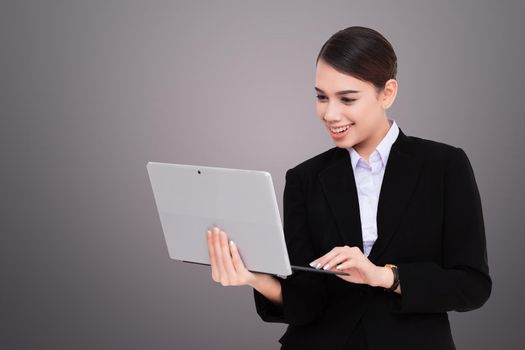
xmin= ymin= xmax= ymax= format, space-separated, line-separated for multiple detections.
xmin=318 ymin=148 xmax=363 ymax=251
xmin=368 ymin=130 xmax=421 ymax=262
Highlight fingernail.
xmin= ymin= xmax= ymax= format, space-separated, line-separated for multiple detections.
xmin=336 ymin=264 xmax=342 ymax=270
xmin=323 ymin=264 xmax=330 ymax=270
xmin=309 ymin=261 xmax=316 ymax=267
xmin=229 ymin=240 xmax=235 ymax=246
xmin=316 ymin=262 xmax=322 ymax=269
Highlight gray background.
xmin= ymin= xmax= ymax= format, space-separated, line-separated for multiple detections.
xmin=1 ymin=0 xmax=523 ymax=349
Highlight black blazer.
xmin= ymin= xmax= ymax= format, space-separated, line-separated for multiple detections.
xmin=253 ymin=129 xmax=492 ymax=350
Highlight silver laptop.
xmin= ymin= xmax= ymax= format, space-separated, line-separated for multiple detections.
xmin=146 ymin=162 xmax=348 ymax=277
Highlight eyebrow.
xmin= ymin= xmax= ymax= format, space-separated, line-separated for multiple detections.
xmin=315 ymin=87 xmax=360 ymax=95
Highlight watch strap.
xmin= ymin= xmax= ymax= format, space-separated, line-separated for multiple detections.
xmin=384 ymin=264 xmax=400 ymax=292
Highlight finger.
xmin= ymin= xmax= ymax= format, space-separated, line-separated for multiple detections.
xmin=309 ymin=251 xmax=334 ymax=269
xmin=325 ymin=244 xmax=363 ymax=270
xmin=349 ymin=246 xmax=363 ymax=255
xmin=316 ymin=245 xmax=362 ymax=270
xmin=335 ymin=258 xmax=357 ymax=271
xmin=310 ymin=247 xmax=343 ymax=269
xmin=207 ymin=230 xmax=219 ymax=282
xmin=219 ymin=230 xmax=237 ymax=281
xmin=229 ymin=240 xmax=247 ymax=274
xmin=322 ymin=253 xmax=349 ymax=271
xmin=212 ymin=227 xmax=228 ymax=284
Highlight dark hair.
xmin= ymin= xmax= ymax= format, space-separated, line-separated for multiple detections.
xmin=316 ymin=26 xmax=397 ymax=91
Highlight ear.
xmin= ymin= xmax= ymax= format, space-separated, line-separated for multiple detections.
xmin=381 ymin=79 xmax=398 ymax=109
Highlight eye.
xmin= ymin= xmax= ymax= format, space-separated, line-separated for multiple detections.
xmin=316 ymin=94 xmax=327 ymax=101
xmin=341 ymin=97 xmax=356 ymax=104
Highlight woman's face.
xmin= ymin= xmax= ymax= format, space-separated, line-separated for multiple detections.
xmin=315 ymin=59 xmax=396 ymax=152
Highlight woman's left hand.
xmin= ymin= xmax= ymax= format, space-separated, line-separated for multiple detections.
xmin=309 ymin=245 xmax=390 ymax=287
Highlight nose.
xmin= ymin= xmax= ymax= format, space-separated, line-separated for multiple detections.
xmin=322 ymin=101 xmax=343 ymax=123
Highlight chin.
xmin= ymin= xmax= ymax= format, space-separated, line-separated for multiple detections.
xmin=333 ymin=139 xmax=356 ymax=149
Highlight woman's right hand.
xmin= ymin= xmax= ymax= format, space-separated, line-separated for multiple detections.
xmin=207 ymin=226 xmax=284 ymax=305
xmin=207 ymin=226 xmax=258 ymax=286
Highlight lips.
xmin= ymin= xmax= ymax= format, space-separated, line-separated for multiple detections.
xmin=327 ymin=123 xmax=354 ymax=140
xmin=330 ymin=125 xmax=350 ymax=134
xmin=329 ymin=123 xmax=355 ymax=134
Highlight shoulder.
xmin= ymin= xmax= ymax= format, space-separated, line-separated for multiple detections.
xmin=285 ymin=131 xmax=472 ymax=179
xmin=399 ymin=132 xmax=470 ymax=167
xmin=285 ymin=147 xmax=343 ymax=179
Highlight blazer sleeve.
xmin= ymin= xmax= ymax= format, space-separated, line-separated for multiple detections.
xmin=392 ymin=147 xmax=492 ymax=314
xmin=253 ymin=167 xmax=328 ymax=325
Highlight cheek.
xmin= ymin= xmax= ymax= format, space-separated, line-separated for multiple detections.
xmin=316 ymin=103 xmax=326 ymax=118
xmin=351 ymin=100 xmax=379 ymax=124
xmin=352 ymin=102 xmax=371 ymax=117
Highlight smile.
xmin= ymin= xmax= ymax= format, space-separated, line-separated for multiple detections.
xmin=329 ymin=123 xmax=354 ymax=134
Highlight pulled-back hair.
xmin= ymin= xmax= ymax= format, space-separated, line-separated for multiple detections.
xmin=316 ymin=26 xmax=398 ymax=91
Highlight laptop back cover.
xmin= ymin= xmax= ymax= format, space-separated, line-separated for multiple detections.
xmin=147 ymin=162 xmax=293 ymax=276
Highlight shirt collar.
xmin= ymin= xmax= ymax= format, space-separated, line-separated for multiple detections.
xmin=348 ymin=119 xmax=400 ymax=170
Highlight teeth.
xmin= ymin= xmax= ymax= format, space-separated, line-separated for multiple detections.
xmin=331 ymin=125 xmax=351 ymax=133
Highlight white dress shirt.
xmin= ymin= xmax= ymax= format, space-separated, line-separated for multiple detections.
xmin=347 ymin=119 xmax=400 ymax=256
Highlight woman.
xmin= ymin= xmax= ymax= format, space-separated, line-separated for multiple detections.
xmin=206 ymin=26 xmax=491 ymax=350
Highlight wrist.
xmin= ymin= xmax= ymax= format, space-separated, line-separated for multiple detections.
xmin=248 ymin=272 xmax=268 ymax=289
xmin=249 ymin=273 xmax=283 ymax=305
xmin=373 ymin=265 xmax=394 ymax=288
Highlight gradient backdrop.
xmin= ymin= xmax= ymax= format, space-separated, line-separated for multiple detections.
xmin=1 ymin=0 xmax=524 ymax=349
